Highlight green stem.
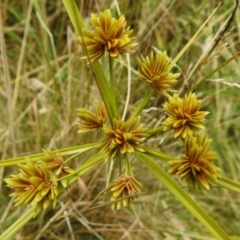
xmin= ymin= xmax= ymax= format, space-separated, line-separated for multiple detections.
xmin=214 ymin=175 xmax=240 ymax=194
xmin=92 ymin=62 xmax=119 ymax=125
xmin=58 ymin=153 xmax=104 ymax=182
xmin=189 ymin=52 xmax=240 ymax=93
xmin=61 ymin=0 xmax=84 ymax=34
xmin=61 ymin=0 xmax=119 ymax=125
xmin=1 ymin=152 xmax=104 ymax=240
xmin=0 ymin=207 xmax=35 ymax=240
xmin=109 ymin=55 xmax=114 ymax=90
xmin=131 ymin=89 xmax=153 ymax=119
xmin=124 ymin=155 xmax=133 ymax=176
xmin=118 ymin=154 xmax=122 ymax=176
xmin=107 ymin=158 xmax=116 ymax=186
xmin=143 ymin=146 xmax=174 ymax=163
xmin=135 ymin=152 xmax=230 ymax=240
xmin=170 ymin=4 xmax=220 ymax=68
xmin=147 ymin=126 xmax=164 ymax=136
xmin=108 ymin=55 xmax=117 ymax=122
xmin=64 ymin=151 xmax=83 ymax=164
xmin=0 ymin=143 xmax=99 ymax=167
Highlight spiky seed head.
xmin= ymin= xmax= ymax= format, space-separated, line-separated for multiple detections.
xmin=138 ymin=51 xmax=180 ymax=96
xmin=162 ymin=93 xmax=209 ymax=139
xmin=168 ymin=133 xmax=220 ymax=190
xmin=100 ymin=118 xmax=148 ymax=161
xmin=99 ymin=175 xmax=142 ymax=210
xmin=5 ymin=160 xmax=58 ymax=215
xmin=78 ymin=9 xmax=137 ymax=62
xmin=42 ymin=150 xmax=74 ymax=188
xmin=76 ymin=101 xmax=107 ymax=133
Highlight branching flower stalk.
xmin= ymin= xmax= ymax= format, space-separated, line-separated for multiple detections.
xmin=62 ymin=0 xmax=119 ymax=125
xmin=1 ymin=2 xmax=238 ymax=240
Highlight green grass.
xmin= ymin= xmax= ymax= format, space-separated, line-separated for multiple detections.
xmin=1 ymin=0 xmax=240 ymax=239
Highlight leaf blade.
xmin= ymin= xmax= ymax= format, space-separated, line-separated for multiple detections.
xmin=135 ymin=152 xmax=230 ymax=240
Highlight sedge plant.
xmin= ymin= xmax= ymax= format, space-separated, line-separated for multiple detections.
xmin=1 ymin=1 xmax=240 ymax=239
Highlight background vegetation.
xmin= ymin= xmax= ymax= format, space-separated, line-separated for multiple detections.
xmin=0 ymin=0 xmax=240 ymax=239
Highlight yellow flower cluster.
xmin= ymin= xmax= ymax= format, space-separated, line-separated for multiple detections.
xmin=99 ymin=175 xmax=142 ymax=210
xmin=100 ymin=117 xmax=148 ymax=161
xmin=138 ymin=52 xmax=180 ymax=96
xmin=5 ymin=161 xmax=58 ymax=215
xmin=162 ymin=93 xmax=209 ymax=139
xmin=77 ymin=101 xmax=107 ymax=133
xmin=168 ymin=134 xmax=220 ymax=190
xmin=5 ymin=150 xmax=73 ymax=214
xmin=78 ymin=9 xmax=137 ymax=62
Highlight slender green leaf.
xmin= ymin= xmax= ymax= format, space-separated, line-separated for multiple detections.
xmin=61 ymin=0 xmax=119 ymax=123
xmin=170 ymin=3 xmax=220 ymax=68
xmin=0 ymin=207 xmax=35 ymax=240
xmin=190 ymin=52 xmax=240 ymax=92
xmin=147 ymin=126 xmax=164 ymax=136
xmin=131 ymin=90 xmax=153 ymax=119
xmin=58 ymin=153 xmax=104 ymax=182
xmin=0 ymin=143 xmax=99 ymax=167
xmin=91 ymin=61 xmax=120 ymax=122
xmin=135 ymin=152 xmax=230 ymax=240
xmin=214 ymin=176 xmax=240 ymax=194
xmin=143 ymin=146 xmax=173 ymax=163
xmin=61 ymin=0 xmax=85 ymax=34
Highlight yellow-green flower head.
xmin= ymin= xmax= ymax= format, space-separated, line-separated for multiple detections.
xmin=5 ymin=160 xmax=58 ymax=215
xmin=100 ymin=118 xmax=148 ymax=161
xmin=162 ymin=93 xmax=209 ymax=139
xmin=168 ymin=134 xmax=220 ymax=190
xmin=100 ymin=175 xmax=142 ymax=210
xmin=76 ymin=101 xmax=107 ymax=133
xmin=138 ymin=51 xmax=180 ymax=96
xmin=42 ymin=150 xmax=74 ymax=188
xmin=78 ymin=9 xmax=137 ymax=62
